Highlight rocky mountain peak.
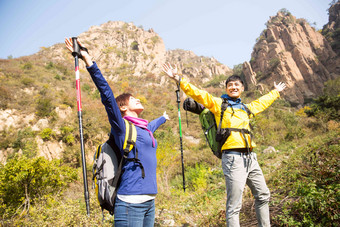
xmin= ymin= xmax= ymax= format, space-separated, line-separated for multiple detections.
xmin=322 ymin=0 xmax=340 ymax=55
xmin=243 ymin=9 xmax=339 ymax=106
xmin=37 ymin=21 xmax=231 ymax=85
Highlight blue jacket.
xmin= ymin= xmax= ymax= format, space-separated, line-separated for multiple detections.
xmin=87 ymin=62 xmax=166 ymax=195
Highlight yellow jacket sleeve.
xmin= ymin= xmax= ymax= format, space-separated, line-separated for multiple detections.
xmin=180 ymin=78 xmax=222 ymax=114
xmin=246 ymin=90 xmax=280 ymax=116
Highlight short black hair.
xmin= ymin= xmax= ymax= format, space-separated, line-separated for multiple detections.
xmin=225 ymin=75 xmax=244 ymax=87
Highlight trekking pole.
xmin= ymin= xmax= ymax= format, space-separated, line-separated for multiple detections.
xmin=72 ymin=37 xmax=90 ymax=216
xmin=175 ymin=83 xmax=186 ymax=192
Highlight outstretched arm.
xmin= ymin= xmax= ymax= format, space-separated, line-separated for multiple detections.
xmin=65 ymin=37 xmax=93 ymax=67
xmin=247 ymin=81 xmax=287 ymax=115
xmin=162 ymin=62 xmax=221 ymax=113
xmin=65 ymin=37 xmax=125 ymax=135
xmin=274 ymin=81 xmax=286 ymax=92
xmin=162 ymin=63 xmax=181 ymax=83
xmin=148 ymin=111 xmax=169 ymax=132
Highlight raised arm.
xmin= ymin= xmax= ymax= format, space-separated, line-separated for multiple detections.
xmin=247 ymin=81 xmax=286 ymax=115
xmin=274 ymin=81 xmax=286 ymax=92
xmin=162 ymin=63 xmax=181 ymax=83
xmin=65 ymin=37 xmax=125 ymax=134
xmin=162 ymin=63 xmax=221 ymax=114
xmin=65 ymin=37 xmax=93 ymax=67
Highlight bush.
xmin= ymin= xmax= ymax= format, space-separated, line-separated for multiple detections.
xmin=271 ymin=133 xmax=340 ymax=226
xmin=0 ymin=155 xmax=77 ymax=219
xmin=305 ymin=95 xmax=340 ymax=122
xmin=60 ymin=126 xmax=75 ymax=145
xmin=0 ymin=85 xmax=11 ymax=109
xmin=36 ymin=97 xmax=54 ymax=117
xmin=39 ymin=128 xmax=56 ymax=141
xmin=21 ymin=62 xmax=33 ymax=70
xmin=12 ymin=127 xmax=37 ymax=158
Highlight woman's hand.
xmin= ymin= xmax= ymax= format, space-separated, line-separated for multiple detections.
xmin=163 ymin=111 xmax=170 ymax=120
xmin=274 ymin=82 xmax=286 ymax=92
xmin=162 ymin=63 xmax=180 ymax=83
xmin=65 ymin=37 xmax=93 ymax=67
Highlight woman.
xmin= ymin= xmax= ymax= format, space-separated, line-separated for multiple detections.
xmin=65 ymin=38 xmax=169 ymax=226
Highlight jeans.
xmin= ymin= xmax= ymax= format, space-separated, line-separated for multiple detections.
xmin=222 ymin=151 xmax=270 ymax=227
xmin=114 ymin=197 xmax=155 ymax=227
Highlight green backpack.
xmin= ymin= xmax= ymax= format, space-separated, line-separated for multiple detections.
xmin=198 ymin=99 xmax=230 ymax=159
xmin=184 ymin=97 xmax=254 ymax=159
xmin=199 ymin=108 xmax=222 ymax=158
xmin=183 ymin=98 xmax=228 ymax=159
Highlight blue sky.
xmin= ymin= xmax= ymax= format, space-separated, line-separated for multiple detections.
xmin=0 ymin=0 xmax=332 ymax=67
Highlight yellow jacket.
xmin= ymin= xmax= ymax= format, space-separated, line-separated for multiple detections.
xmin=180 ymin=78 xmax=280 ymax=150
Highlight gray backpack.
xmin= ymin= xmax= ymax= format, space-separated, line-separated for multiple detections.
xmin=92 ymin=119 xmax=143 ymax=217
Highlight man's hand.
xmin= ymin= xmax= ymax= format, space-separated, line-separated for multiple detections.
xmin=274 ymin=82 xmax=286 ymax=92
xmin=162 ymin=63 xmax=180 ymax=83
xmin=65 ymin=37 xmax=93 ymax=67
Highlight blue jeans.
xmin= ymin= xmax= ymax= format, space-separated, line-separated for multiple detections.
xmin=114 ymin=197 xmax=155 ymax=227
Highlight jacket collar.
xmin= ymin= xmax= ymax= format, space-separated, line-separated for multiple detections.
xmin=221 ymin=94 xmax=241 ymax=103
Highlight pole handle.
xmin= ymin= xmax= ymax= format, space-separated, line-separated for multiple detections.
xmin=72 ymin=37 xmax=81 ymax=57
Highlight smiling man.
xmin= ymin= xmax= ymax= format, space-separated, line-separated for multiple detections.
xmin=163 ymin=63 xmax=286 ymax=227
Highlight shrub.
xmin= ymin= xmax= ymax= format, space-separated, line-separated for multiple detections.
xmin=0 ymin=85 xmax=11 ymax=109
xmin=39 ymin=128 xmax=56 ymax=141
xmin=60 ymin=126 xmax=75 ymax=145
xmin=21 ymin=62 xmax=33 ymax=70
xmin=0 ymin=155 xmax=78 ymax=219
xmin=45 ymin=61 xmax=54 ymax=69
xmin=54 ymin=74 xmax=62 ymax=80
xmin=36 ymin=96 xmax=54 ymax=117
xmin=203 ymin=74 xmax=228 ymax=88
xmin=130 ymin=41 xmax=139 ymax=51
xmin=271 ymin=133 xmax=340 ymax=226
xmin=12 ymin=127 xmax=37 ymax=158
xmin=21 ymin=77 xmax=34 ymax=86
xmin=305 ymin=95 xmax=340 ymax=122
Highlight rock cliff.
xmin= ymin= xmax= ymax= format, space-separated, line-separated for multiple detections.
xmin=322 ymin=0 xmax=340 ymax=56
xmin=37 ymin=21 xmax=231 ymax=84
xmin=243 ymin=9 xmax=340 ymax=106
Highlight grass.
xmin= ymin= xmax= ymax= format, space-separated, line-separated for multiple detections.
xmin=0 ymin=41 xmax=339 ymax=226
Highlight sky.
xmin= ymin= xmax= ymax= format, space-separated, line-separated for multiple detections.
xmin=0 ymin=0 xmax=333 ymax=68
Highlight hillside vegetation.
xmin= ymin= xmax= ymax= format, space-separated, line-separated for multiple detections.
xmin=1 ymin=4 xmax=340 ymax=224
xmin=0 ymin=51 xmax=339 ymax=226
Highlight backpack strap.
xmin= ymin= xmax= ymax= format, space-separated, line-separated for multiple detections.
xmin=227 ymin=128 xmax=253 ymax=152
xmin=216 ymin=98 xmax=231 ymax=151
xmin=123 ymin=119 xmax=137 ymax=155
xmin=122 ymin=119 xmax=145 ymax=178
xmin=241 ymin=103 xmax=255 ymax=130
xmin=216 ymin=98 xmax=255 ymax=153
xmin=217 ymin=98 xmax=229 ymax=133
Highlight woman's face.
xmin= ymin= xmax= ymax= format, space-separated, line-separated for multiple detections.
xmin=126 ymin=96 xmax=144 ymax=115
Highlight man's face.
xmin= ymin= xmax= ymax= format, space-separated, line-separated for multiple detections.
xmin=226 ymin=80 xmax=244 ymax=98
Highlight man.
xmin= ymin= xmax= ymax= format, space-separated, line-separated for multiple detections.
xmin=163 ymin=63 xmax=286 ymax=227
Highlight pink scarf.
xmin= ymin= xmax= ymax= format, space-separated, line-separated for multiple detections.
xmin=123 ymin=116 xmax=155 ymax=147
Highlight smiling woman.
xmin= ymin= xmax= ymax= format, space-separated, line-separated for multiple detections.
xmin=64 ymin=37 xmax=170 ymax=226
xmin=116 ymin=94 xmax=145 ymax=117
